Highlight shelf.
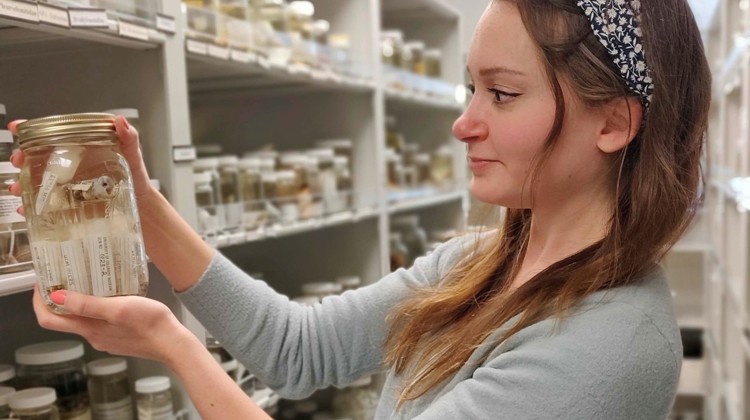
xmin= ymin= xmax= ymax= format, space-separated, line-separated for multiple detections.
xmin=0 ymin=269 xmax=36 ymax=298
xmin=186 ymin=47 xmax=376 ymax=96
xmin=385 ymin=87 xmax=464 ymax=112
xmin=388 ymin=189 xmax=464 ymax=213
xmin=678 ymin=358 xmax=706 ymax=397
xmin=212 ymin=207 xmax=380 ymax=249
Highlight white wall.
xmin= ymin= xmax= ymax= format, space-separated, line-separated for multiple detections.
xmin=443 ymin=0 xmax=489 ymax=57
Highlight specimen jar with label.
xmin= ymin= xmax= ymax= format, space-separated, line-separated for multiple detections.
xmin=16 ymin=114 xmax=148 ymax=312
xmin=0 ymin=162 xmax=33 ymax=274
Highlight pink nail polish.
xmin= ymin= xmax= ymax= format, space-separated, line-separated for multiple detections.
xmin=50 ymin=290 xmax=66 ymax=305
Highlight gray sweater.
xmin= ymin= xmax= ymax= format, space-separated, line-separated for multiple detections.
xmin=178 ymin=236 xmax=682 ymax=419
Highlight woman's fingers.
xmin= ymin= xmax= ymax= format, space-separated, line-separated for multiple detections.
xmin=33 ymin=287 xmax=101 ymax=336
xmin=10 ymin=149 xmax=23 ymax=168
xmin=7 ymin=119 xmax=26 ymax=134
xmin=50 ymin=290 xmax=117 ymax=321
xmin=113 ymin=116 xmax=152 ymax=198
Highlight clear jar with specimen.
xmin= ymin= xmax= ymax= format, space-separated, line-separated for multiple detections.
xmin=134 ymin=377 xmax=172 ymax=420
xmin=331 ymin=156 xmax=352 ymax=212
xmin=275 ymin=170 xmax=300 ymax=224
xmin=307 ymin=149 xmax=337 ymax=214
xmin=193 ymin=158 xmax=225 ymax=232
xmin=286 ymin=1 xmax=315 ymax=66
xmin=16 ymin=114 xmax=148 ymax=310
xmin=194 ymin=172 xmax=220 ymax=237
xmin=385 ymin=117 xmax=405 ymax=153
xmin=0 ymin=162 xmax=33 ymax=274
xmin=0 ymin=366 xmax=15 ymax=388
xmin=87 ymin=358 xmax=133 ymax=420
xmin=385 ymin=149 xmax=405 ymax=189
xmin=7 ymin=388 xmax=59 ymax=420
xmin=238 ymin=158 xmax=266 ymax=231
xmin=0 ymin=130 xmax=14 ymax=162
xmin=380 ymin=30 xmax=404 ymax=67
xmin=185 ymin=4 xmax=219 ymax=42
xmin=424 ymin=49 xmax=442 ymax=78
xmin=315 ymin=139 xmax=353 ymax=165
xmin=15 ymin=341 xmax=89 ymax=420
xmin=430 ymin=146 xmax=455 ymax=187
xmin=218 ymin=156 xmax=243 ymax=232
xmin=414 ymin=153 xmax=432 ymax=186
xmin=389 ymin=233 xmax=409 ymax=271
xmin=0 ymin=387 xmax=14 ymax=418
xmin=405 ymin=41 xmax=426 ymax=75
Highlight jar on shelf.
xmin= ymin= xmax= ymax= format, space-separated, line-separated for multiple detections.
xmin=380 ymin=30 xmax=404 ymax=68
xmin=258 ymin=0 xmax=287 ymax=32
xmin=286 ymin=1 xmax=314 ymax=37
xmin=275 ymin=170 xmax=300 ymax=224
xmin=17 ymin=114 xmax=149 ymax=310
xmin=15 ymin=341 xmax=89 ymax=420
xmin=185 ymin=4 xmax=219 ymax=42
xmin=218 ymin=156 xmax=243 ymax=232
xmin=218 ymin=0 xmax=251 ymax=18
xmin=301 ymin=282 xmax=342 ymax=302
xmin=335 ymin=276 xmax=361 ymax=292
xmin=405 ymin=41 xmax=426 ymax=75
xmin=391 ymin=215 xmax=429 ymax=266
xmin=315 ymin=139 xmax=353 ymax=164
xmin=0 ymin=366 xmax=15 ymax=388
xmin=425 ymin=49 xmax=442 ymax=78
xmin=0 ymin=162 xmax=33 ymax=274
xmin=87 ymin=358 xmax=133 ymax=420
xmin=385 ymin=149 xmax=405 ymax=189
xmin=194 ymin=158 xmax=225 ymax=232
xmin=414 ymin=153 xmax=432 ymax=186
xmin=194 ymin=172 xmax=220 ymax=238
xmin=308 ymin=149 xmax=338 ymax=213
xmin=389 ymin=233 xmax=409 ymax=271
xmin=385 ymin=117 xmax=405 ymax=152
xmin=135 ymin=377 xmax=173 ymax=420
xmin=0 ymin=387 xmax=14 ymax=418
xmin=0 ymin=104 xmax=6 ymax=129
xmin=332 ymin=376 xmax=379 ymax=420
xmin=238 ymin=158 xmax=266 ymax=231
xmin=332 ymin=156 xmax=352 ymax=211
xmin=430 ymin=146 xmax=455 ymax=187
xmin=7 ymin=388 xmax=59 ymax=420
xmin=0 ymin=130 xmax=13 ymax=161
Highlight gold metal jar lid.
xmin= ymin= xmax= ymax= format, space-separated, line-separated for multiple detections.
xmin=17 ymin=113 xmax=117 ymax=149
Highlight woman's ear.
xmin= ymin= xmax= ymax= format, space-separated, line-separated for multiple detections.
xmin=596 ymin=96 xmax=643 ymax=154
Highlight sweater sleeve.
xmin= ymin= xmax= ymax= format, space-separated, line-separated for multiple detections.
xmin=411 ymin=302 xmax=680 ymax=420
xmin=176 ymin=236 xmax=472 ymax=399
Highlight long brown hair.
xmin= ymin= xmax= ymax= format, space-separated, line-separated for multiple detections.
xmin=384 ymin=0 xmax=711 ymax=405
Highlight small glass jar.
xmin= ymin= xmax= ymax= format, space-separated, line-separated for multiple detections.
xmin=194 ymin=172 xmax=220 ymax=237
xmin=17 ymin=114 xmax=149 ymax=311
xmin=380 ymin=30 xmax=404 ymax=67
xmin=194 ymin=158 xmax=225 ymax=232
xmin=275 ymin=170 xmax=300 ymax=224
xmin=218 ymin=156 xmax=243 ymax=232
xmin=286 ymin=1 xmax=313 ymax=37
xmin=14 ymin=341 xmax=89 ymax=420
xmin=430 ymin=146 xmax=455 ymax=187
xmin=135 ymin=377 xmax=172 ymax=420
xmin=0 ymin=130 xmax=13 ymax=162
xmin=335 ymin=276 xmax=361 ymax=292
xmin=391 ymin=215 xmax=429 ymax=266
xmin=385 ymin=149 xmax=404 ymax=189
xmin=307 ymin=149 xmax=337 ymax=213
xmin=414 ymin=153 xmax=432 ymax=186
xmin=260 ymin=172 xmax=278 ymax=201
xmin=0 ymin=366 xmax=15 ymax=388
xmin=185 ymin=4 xmax=219 ymax=42
xmin=238 ymin=158 xmax=266 ymax=231
xmin=315 ymin=139 xmax=353 ymax=163
xmin=258 ymin=0 xmax=287 ymax=32
xmin=87 ymin=358 xmax=133 ymax=420
xmin=424 ymin=49 xmax=442 ymax=78
xmin=0 ymin=104 xmax=6 ymax=129
xmin=301 ymin=282 xmax=342 ymax=302
xmin=8 ymin=388 xmax=59 ymax=420
xmin=0 ymin=387 xmax=15 ymax=418
xmin=0 ymin=162 xmax=33 ymax=274
xmin=332 ymin=376 xmax=379 ymax=420
xmin=405 ymin=41 xmax=426 ymax=75
xmin=385 ymin=117 xmax=405 ymax=153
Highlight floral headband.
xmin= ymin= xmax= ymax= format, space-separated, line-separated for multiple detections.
xmin=576 ymin=0 xmax=654 ymax=108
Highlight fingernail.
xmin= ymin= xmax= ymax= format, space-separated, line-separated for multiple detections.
xmin=50 ymin=290 xmax=66 ymax=305
xmin=121 ymin=116 xmax=131 ymax=130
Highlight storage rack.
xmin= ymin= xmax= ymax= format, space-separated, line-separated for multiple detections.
xmin=0 ymin=0 xmax=466 ymax=417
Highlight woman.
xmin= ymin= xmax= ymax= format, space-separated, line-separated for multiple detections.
xmin=10 ymin=0 xmax=710 ymax=418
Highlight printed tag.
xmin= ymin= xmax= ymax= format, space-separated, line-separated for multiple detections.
xmin=37 ymin=3 xmax=69 ymax=28
xmin=87 ymin=234 xmax=117 ymax=296
xmin=155 ymin=13 xmax=176 ymax=35
xmin=118 ymin=20 xmax=149 ymax=41
xmin=60 ymin=239 xmax=89 ymax=294
xmin=116 ymin=235 xmax=142 ymax=295
xmin=0 ymin=195 xmax=24 ymax=224
xmin=173 ymin=146 xmax=196 ymax=163
xmin=68 ymin=8 xmax=108 ymax=28
xmin=208 ymin=44 xmax=230 ymax=60
xmin=35 ymin=171 xmax=58 ymax=216
xmin=0 ymin=0 xmax=38 ymax=22
xmin=186 ymin=39 xmax=208 ymax=55
xmin=31 ymin=241 xmax=62 ymax=290
xmin=137 ymin=401 xmax=173 ymax=420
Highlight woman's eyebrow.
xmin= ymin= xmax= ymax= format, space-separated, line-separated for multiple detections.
xmin=468 ymin=66 xmax=527 ymax=78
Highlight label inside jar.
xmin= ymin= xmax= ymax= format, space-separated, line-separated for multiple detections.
xmin=0 ymin=195 xmax=24 ymax=224
xmin=60 ymin=239 xmax=89 ymax=294
xmin=92 ymin=397 xmax=133 ymax=420
xmin=137 ymin=402 xmax=174 ymax=420
xmin=31 ymin=241 xmax=62 ymax=288
xmin=87 ymin=234 xmax=117 ymax=296
xmin=115 ymin=235 xmax=142 ymax=295
xmin=35 ymin=171 xmax=58 ymax=215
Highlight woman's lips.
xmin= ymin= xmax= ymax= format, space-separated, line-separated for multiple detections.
xmin=468 ymin=156 xmax=500 ymax=172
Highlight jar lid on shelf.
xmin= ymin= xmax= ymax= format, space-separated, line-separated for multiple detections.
xmin=194 ymin=158 xmax=220 ymax=170
xmin=239 ymin=157 xmax=262 ymax=171
xmin=7 ymin=388 xmax=56 ymax=410
xmin=404 ymin=41 xmax=426 ymax=51
xmin=261 ymin=172 xmax=279 ymax=182
xmin=308 ymin=148 xmax=335 ymax=160
xmin=15 ymin=340 xmax=85 ymax=365
xmin=135 ymin=376 xmax=171 ymax=394
xmin=316 ymin=139 xmax=352 ymax=149
xmin=217 ymin=155 xmax=239 ymax=166
xmin=425 ymin=49 xmax=442 ymax=59
xmin=276 ymin=170 xmax=297 ymax=181
xmin=335 ymin=276 xmax=361 ymax=289
xmin=87 ymin=358 xmax=128 ymax=376
xmin=194 ymin=172 xmax=213 ymax=185
xmin=0 ymin=386 xmax=15 ymax=406
xmin=288 ymin=1 xmax=314 ymax=17
xmin=103 ymin=108 xmax=139 ymax=120
xmin=0 ymin=162 xmax=19 ymax=175
xmin=16 ymin=113 xmax=116 ymax=148
xmin=333 ymin=156 xmax=349 ymax=167
xmin=0 ymin=365 xmax=14 ymax=383
xmin=301 ymin=282 xmax=342 ymax=296
xmin=0 ymin=130 xmax=12 ymax=144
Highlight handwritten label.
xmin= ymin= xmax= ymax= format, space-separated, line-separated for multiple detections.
xmin=155 ymin=13 xmax=175 ymax=34
xmin=118 ymin=20 xmax=149 ymax=41
xmin=37 ymin=3 xmax=69 ymax=27
xmin=186 ymin=39 xmax=208 ymax=55
xmin=68 ymin=8 xmax=108 ymax=28
xmin=0 ymin=0 xmax=38 ymax=22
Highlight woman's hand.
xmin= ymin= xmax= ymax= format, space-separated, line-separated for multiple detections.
xmin=34 ymin=287 xmax=195 ymax=364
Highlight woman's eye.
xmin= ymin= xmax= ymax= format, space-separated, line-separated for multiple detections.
xmin=487 ymin=88 xmax=519 ymax=103
xmin=466 ymin=83 xmax=476 ymax=95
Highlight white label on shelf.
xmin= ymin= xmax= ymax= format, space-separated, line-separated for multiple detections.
xmin=32 ymin=241 xmax=62 ymax=289
xmin=208 ymin=44 xmax=230 ymax=60
xmin=173 ymin=146 xmax=196 ymax=163
xmin=87 ymin=233 xmax=116 ymax=296
xmin=186 ymin=39 xmax=207 ymax=55
xmin=37 ymin=3 xmax=69 ymax=27
xmin=155 ymin=13 xmax=175 ymax=35
xmin=118 ymin=20 xmax=148 ymax=41
xmin=0 ymin=195 xmax=24 ymax=224
xmin=68 ymin=8 xmax=107 ymax=28
xmin=35 ymin=171 xmax=58 ymax=216
xmin=0 ymin=0 xmax=38 ymax=23
xmin=230 ymin=49 xmax=255 ymax=63
xmin=92 ymin=397 xmax=133 ymax=420
xmin=137 ymin=401 xmax=173 ymax=420
xmin=60 ymin=238 xmax=89 ymax=294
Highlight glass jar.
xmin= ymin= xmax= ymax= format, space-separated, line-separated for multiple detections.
xmin=193 ymin=158 xmax=225 ymax=232
xmin=307 ymin=149 xmax=337 ymax=214
xmin=0 ymin=366 xmax=15 ymax=388
xmin=0 ymin=387 xmax=14 ymax=418
xmin=0 ymin=104 xmax=6 ymax=129
xmin=424 ymin=49 xmax=442 ymax=78
xmin=194 ymin=172 xmax=220 ymax=238
xmin=260 ymin=172 xmax=278 ymax=201
xmin=134 ymin=377 xmax=172 ymax=420
xmin=385 ymin=117 xmax=405 ymax=153
xmin=275 ymin=170 xmax=300 ymax=224
xmin=8 ymin=388 xmax=59 ymax=420
xmin=218 ymin=156 xmax=243 ymax=232
xmin=430 ymin=146 xmax=455 ymax=187
xmin=0 ymin=162 xmax=33 ymax=274
xmin=405 ymin=41 xmax=426 ymax=75
xmin=380 ymin=30 xmax=404 ymax=67
xmin=332 ymin=376 xmax=379 ymax=420
xmin=301 ymin=282 xmax=342 ymax=302
xmin=385 ymin=149 xmax=404 ymax=189
xmin=0 ymin=130 xmax=13 ymax=162
xmin=391 ymin=215 xmax=429 ymax=266
xmin=258 ymin=0 xmax=286 ymax=32
xmin=87 ymin=358 xmax=133 ymax=420
xmin=414 ymin=153 xmax=432 ymax=186
xmin=335 ymin=276 xmax=360 ymax=292
xmin=17 ymin=114 xmax=148 ymax=311
xmin=14 ymin=341 xmax=89 ymax=420
xmin=389 ymin=233 xmax=408 ymax=271
xmin=286 ymin=1 xmax=313 ymax=37
xmin=185 ymin=4 xmax=219 ymax=42
xmin=332 ymin=156 xmax=352 ymax=211
xmin=238 ymin=158 xmax=266 ymax=231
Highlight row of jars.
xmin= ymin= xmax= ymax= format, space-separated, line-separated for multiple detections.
xmin=183 ymin=0 xmax=356 ymax=75
xmin=0 ymin=340 xmax=175 ymax=420
xmin=193 ymin=141 xmax=354 ymax=238
xmin=385 ymin=117 xmax=455 ymax=191
xmin=381 ymin=30 xmax=442 ymax=79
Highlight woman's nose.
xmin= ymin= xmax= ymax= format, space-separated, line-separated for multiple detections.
xmin=452 ymin=105 xmax=488 ymax=144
